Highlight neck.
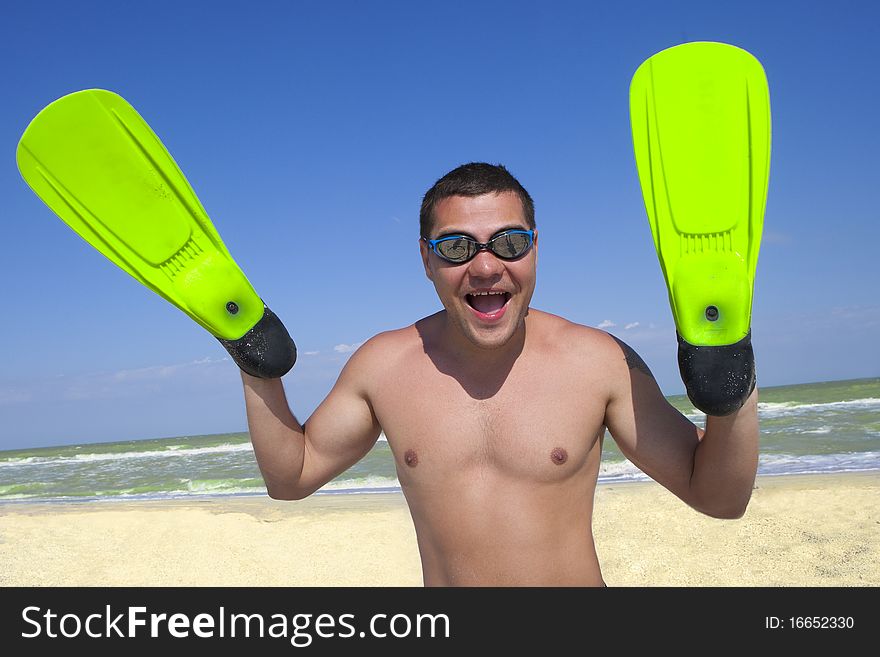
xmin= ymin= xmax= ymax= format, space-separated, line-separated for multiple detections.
xmin=444 ymin=311 xmax=527 ymax=374
xmin=417 ymin=310 xmax=530 ymax=400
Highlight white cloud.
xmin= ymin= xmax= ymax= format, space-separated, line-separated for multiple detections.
xmin=49 ymin=356 xmax=233 ymax=402
xmin=303 ymin=351 xmax=320 ymax=356
xmin=333 ymin=342 xmax=364 ymax=354
xmin=597 ymin=320 xmax=616 ymax=329
xmin=830 ymin=305 xmax=880 ymax=325
xmin=112 ymin=364 xmax=181 ymax=382
xmin=625 ymin=322 xmax=640 ymax=330
xmin=3 ymin=355 xmax=242 ymax=410
xmin=111 ymin=357 xmax=226 ymax=382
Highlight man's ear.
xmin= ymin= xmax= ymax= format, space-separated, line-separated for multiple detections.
xmin=419 ymin=238 xmax=434 ymax=281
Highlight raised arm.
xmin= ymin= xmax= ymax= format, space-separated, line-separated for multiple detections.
xmin=241 ymin=339 xmax=383 ymax=500
xmin=603 ymin=334 xmax=759 ymax=519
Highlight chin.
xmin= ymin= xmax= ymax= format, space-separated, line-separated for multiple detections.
xmin=456 ymin=306 xmax=527 ymax=351
xmin=463 ymin=330 xmax=513 ymax=351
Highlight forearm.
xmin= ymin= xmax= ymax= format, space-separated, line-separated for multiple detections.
xmin=240 ymin=371 xmax=307 ymax=499
xmin=688 ymin=387 xmax=760 ymax=518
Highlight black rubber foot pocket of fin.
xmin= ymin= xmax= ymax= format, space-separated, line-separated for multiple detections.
xmin=677 ymin=331 xmax=756 ymax=416
xmin=218 ymin=305 xmax=297 ymax=378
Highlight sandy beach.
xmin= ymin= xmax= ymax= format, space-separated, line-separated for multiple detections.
xmin=0 ymin=472 xmax=877 ymax=587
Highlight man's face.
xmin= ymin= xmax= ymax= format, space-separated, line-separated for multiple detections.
xmin=420 ymin=191 xmax=537 ymax=351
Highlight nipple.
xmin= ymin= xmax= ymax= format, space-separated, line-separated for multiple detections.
xmin=550 ymin=447 xmax=568 ymax=465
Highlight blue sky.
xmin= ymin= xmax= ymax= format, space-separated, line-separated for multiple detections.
xmin=2 ymin=0 xmax=878 ymax=449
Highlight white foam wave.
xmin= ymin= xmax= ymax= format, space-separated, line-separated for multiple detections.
xmin=683 ymin=412 xmax=707 ymax=426
xmin=597 ymin=459 xmax=649 ymax=483
xmin=758 ymin=451 xmax=880 ymax=475
xmin=0 ymin=456 xmax=39 ymax=467
xmin=680 ymin=397 xmax=880 ymax=419
xmin=103 ymin=487 xmax=264 ymax=500
xmin=79 ymin=475 xmax=403 ymax=500
xmin=758 ymin=398 xmax=880 ymax=417
xmin=595 ymin=452 xmax=880 ymax=484
xmin=319 ymin=475 xmax=400 ymax=492
xmin=0 ymin=442 xmax=254 ymax=467
xmin=104 ymin=475 xmax=404 ymax=499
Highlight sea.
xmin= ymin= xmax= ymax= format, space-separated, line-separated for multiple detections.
xmin=1 ymin=377 xmax=878 ymax=504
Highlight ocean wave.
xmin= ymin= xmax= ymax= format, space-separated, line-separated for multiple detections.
xmin=0 ymin=442 xmax=254 ymax=467
xmin=0 ymin=456 xmax=39 ymax=467
xmin=0 ymin=482 xmax=50 ymax=497
xmin=758 ymin=451 xmax=880 ymax=475
xmin=597 ymin=460 xmax=649 ymax=483
xmin=320 ymin=475 xmax=400 ymax=492
xmin=182 ymin=477 xmax=265 ymax=494
xmin=678 ymin=397 xmax=880 ymax=419
xmin=596 ymin=452 xmax=880 ymax=482
xmin=758 ymin=398 xmax=880 ymax=417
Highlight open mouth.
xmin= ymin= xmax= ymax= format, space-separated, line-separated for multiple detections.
xmin=465 ymin=290 xmax=511 ymax=318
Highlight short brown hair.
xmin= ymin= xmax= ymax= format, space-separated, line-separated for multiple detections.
xmin=419 ymin=162 xmax=535 ymax=237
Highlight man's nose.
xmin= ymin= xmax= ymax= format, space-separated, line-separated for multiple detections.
xmin=467 ymin=248 xmax=504 ymax=277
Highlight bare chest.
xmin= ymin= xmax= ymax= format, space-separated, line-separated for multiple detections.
xmin=370 ymin=355 xmax=606 ymax=483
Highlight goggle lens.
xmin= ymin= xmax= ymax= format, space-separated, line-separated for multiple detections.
xmin=428 ymin=230 xmax=534 ymax=264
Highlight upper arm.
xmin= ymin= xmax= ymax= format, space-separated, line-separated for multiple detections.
xmin=602 ymin=334 xmax=702 ymax=502
xmin=296 ymin=337 xmax=385 ymax=495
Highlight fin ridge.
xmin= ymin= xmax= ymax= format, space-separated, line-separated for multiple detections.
xmin=159 ymin=236 xmax=205 ymax=280
xmin=679 ymin=230 xmax=734 ymax=256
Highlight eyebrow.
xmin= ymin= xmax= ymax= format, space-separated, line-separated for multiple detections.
xmin=434 ymin=224 xmax=529 ymax=239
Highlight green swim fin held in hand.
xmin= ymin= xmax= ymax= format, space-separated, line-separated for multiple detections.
xmin=630 ymin=42 xmax=770 ymax=415
xmin=17 ymin=89 xmax=296 ymax=378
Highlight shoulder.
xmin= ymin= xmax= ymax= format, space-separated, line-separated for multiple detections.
xmin=526 ymin=309 xmax=628 ymax=360
xmin=327 ymin=325 xmax=420 ymax=401
xmin=341 ymin=321 xmax=426 ymax=375
xmin=525 ymin=309 xmax=654 ymax=384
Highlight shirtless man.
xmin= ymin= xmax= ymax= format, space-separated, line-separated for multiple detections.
xmin=240 ymin=163 xmax=759 ymax=586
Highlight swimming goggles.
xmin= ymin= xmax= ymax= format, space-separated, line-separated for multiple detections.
xmin=421 ymin=229 xmax=535 ymax=264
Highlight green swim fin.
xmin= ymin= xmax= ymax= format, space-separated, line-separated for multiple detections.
xmin=17 ymin=89 xmax=296 ymax=378
xmin=630 ymin=42 xmax=770 ymax=414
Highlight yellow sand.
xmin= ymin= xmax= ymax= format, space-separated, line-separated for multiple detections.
xmin=0 ymin=472 xmax=877 ymax=586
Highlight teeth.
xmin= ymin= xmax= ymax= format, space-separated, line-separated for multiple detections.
xmin=471 ymin=291 xmax=506 ymax=296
